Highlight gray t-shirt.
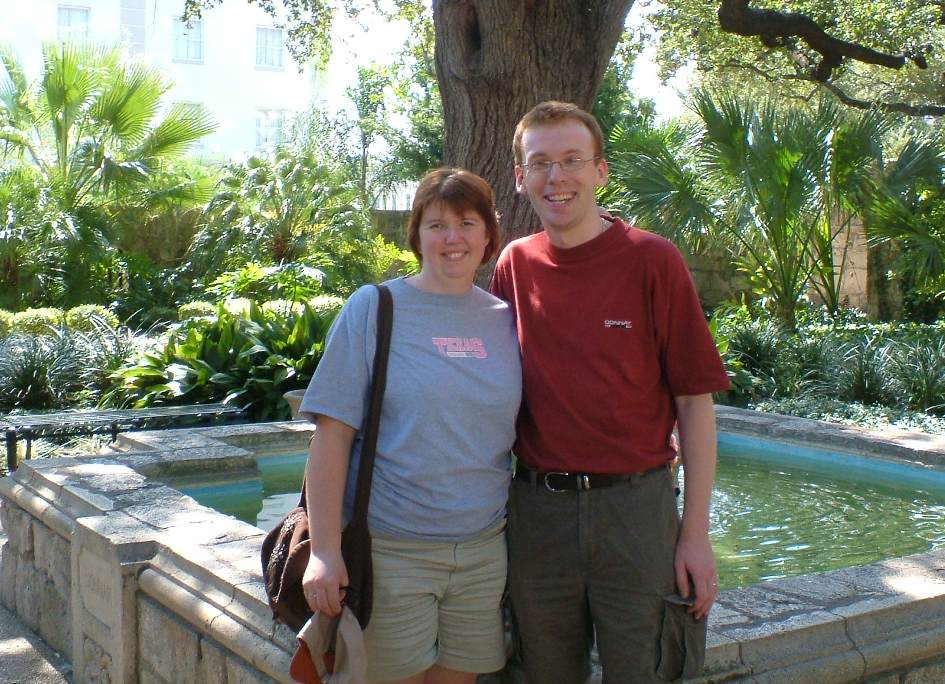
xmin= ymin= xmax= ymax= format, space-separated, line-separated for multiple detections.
xmin=300 ymin=277 xmax=522 ymax=542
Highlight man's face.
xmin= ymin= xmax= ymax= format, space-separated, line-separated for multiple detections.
xmin=515 ymin=119 xmax=608 ymax=241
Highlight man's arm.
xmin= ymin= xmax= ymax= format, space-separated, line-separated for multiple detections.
xmin=673 ymin=393 xmax=718 ymax=620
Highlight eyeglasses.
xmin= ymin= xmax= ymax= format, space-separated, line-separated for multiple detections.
xmin=519 ymin=155 xmax=601 ymax=177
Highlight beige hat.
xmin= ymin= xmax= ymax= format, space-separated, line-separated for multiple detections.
xmin=289 ymin=607 xmax=367 ymax=684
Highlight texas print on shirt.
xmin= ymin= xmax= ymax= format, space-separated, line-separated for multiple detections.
xmin=432 ymin=337 xmax=488 ymax=359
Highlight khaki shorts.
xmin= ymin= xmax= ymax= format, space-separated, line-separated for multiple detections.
xmin=363 ymin=522 xmax=507 ymax=683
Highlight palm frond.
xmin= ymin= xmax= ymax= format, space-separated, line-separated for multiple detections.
xmin=91 ymin=61 xmax=169 ymax=146
xmin=134 ymin=102 xmax=215 ymax=160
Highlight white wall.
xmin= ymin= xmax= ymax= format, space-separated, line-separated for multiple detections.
xmin=0 ymin=0 xmax=321 ymax=157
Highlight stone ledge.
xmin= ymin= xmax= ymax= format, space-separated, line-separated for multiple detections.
xmin=715 ymin=406 xmax=945 ymax=468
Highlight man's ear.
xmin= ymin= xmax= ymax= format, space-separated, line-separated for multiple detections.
xmin=514 ymin=166 xmax=527 ymax=195
xmin=596 ymin=158 xmax=609 ymax=188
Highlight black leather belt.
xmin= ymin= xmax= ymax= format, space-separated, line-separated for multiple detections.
xmin=513 ymin=463 xmax=668 ymax=492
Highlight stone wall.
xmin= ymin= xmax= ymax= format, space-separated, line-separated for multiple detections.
xmin=2 ymin=419 xmax=945 ymax=684
xmin=137 ymin=597 xmax=277 ymax=684
xmin=0 ymin=500 xmax=72 ymax=659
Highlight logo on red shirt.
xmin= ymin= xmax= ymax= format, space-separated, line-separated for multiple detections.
xmin=432 ymin=337 xmax=488 ymax=359
xmin=603 ymin=319 xmax=633 ymax=329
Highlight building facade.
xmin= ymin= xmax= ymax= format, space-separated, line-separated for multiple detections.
xmin=0 ymin=0 xmax=322 ymax=157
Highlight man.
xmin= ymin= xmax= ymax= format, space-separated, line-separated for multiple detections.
xmin=490 ymin=101 xmax=730 ymax=683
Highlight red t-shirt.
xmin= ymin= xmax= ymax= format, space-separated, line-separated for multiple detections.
xmin=490 ymin=218 xmax=730 ymax=474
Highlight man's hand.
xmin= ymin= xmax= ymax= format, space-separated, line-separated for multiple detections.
xmin=674 ymin=530 xmax=717 ymax=620
xmin=302 ymin=547 xmax=349 ymax=617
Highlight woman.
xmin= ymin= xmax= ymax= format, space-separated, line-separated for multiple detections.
xmin=299 ymin=168 xmax=521 ymax=684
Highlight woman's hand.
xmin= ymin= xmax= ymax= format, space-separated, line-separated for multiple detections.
xmin=302 ymin=546 xmax=349 ymax=617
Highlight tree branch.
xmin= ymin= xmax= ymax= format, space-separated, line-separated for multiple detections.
xmin=819 ymin=81 xmax=945 ymax=116
xmin=717 ymin=59 xmax=945 ymax=116
xmin=718 ymin=0 xmax=927 ymax=82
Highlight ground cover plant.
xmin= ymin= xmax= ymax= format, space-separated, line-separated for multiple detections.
xmin=713 ymin=303 xmax=945 ymax=432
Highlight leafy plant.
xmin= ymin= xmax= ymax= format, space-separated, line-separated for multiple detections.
xmin=66 ymin=305 xmax=120 ymax=332
xmin=0 ymin=332 xmax=84 ymax=409
xmin=10 ymin=308 xmax=65 ymax=336
xmin=177 ymin=301 xmax=215 ymax=320
xmin=204 ymin=262 xmax=325 ymax=303
xmin=187 ymin=148 xmax=365 ymax=276
xmin=0 ymin=42 xmax=216 ymax=308
xmin=890 ymin=337 xmax=945 ymax=415
xmin=104 ymin=299 xmax=341 ymax=420
xmin=0 ymin=309 xmax=12 ymax=338
xmin=834 ymin=337 xmax=895 ymax=406
xmin=606 ymin=92 xmax=941 ymax=329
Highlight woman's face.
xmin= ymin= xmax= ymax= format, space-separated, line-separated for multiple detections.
xmin=416 ymin=201 xmax=490 ymax=294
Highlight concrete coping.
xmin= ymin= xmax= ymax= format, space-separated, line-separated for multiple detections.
xmin=4 ymin=408 xmax=945 ymax=682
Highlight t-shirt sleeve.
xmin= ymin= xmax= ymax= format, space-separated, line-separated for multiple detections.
xmin=489 ymin=246 xmax=513 ymax=305
xmin=652 ymin=246 xmax=730 ymax=396
xmin=298 ymin=284 xmax=378 ymax=429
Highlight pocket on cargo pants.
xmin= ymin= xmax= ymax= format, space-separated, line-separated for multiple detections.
xmin=655 ymin=596 xmax=707 ymax=682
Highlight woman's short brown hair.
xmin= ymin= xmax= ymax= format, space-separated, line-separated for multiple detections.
xmin=407 ymin=168 xmax=501 ymax=266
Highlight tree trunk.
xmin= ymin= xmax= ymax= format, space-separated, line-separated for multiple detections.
xmin=432 ymin=0 xmax=633 ymax=253
xmin=866 ymin=239 xmax=903 ymax=320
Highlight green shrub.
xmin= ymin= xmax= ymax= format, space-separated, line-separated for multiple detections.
xmin=145 ymin=307 xmax=179 ymax=327
xmin=103 ymin=300 xmax=340 ymax=421
xmin=0 ymin=333 xmax=84 ymax=410
xmin=10 ymin=308 xmax=65 ymax=336
xmin=177 ymin=301 xmax=216 ymax=320
xmin=262 ymin=300 xmax=305 ymax=319
xmin=222 ymin=298 xmax=252 ymax=317
xmin=890 ymin=337 xmax=945 ymax=415
xmin=307 ymin=295 xmax=344 ymax=317
xmin=0 ymin=309 xmax=13 ymax=338
xmin=65 ymin=305 xmax=120 ymax=332
xmin=727 ymin=319 xmax=785 ymax=382
xmin=834 ymin=337 xmax=896 ymax=406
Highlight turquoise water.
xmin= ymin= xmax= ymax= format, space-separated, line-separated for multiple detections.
xmin=167 ymin=436 xmax=945 ymax=589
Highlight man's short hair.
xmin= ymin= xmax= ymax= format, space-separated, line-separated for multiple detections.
xmin=406 ymin=167 xmax=501 ymax=266
xmin=512 ymin=101 xmax=605 ymax=165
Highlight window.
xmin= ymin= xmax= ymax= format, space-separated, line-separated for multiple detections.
xmin=173 ymin=18 xmax=203 ymax=62
xmin=256 ymin=109 xmax=285 ymax=151
xmin=255 ymin=27 xmax=284 ymax=69
xmin=57 ymin=6 xmax=90 ymax=40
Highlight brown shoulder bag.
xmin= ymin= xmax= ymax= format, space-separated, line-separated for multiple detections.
xmin=261 ymin=284 xmax=393 ymax=632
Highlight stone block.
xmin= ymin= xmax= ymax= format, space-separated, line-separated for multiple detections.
xmin=226 ymin=652 xmax=281 ymax=684
xmin=718 ymin=585 xmax=818 ymax=621
xmin=14 ymin=552 xmax=40 ymax=630
xmin=207 ymin=537 xmax=267 ymax=578
xmin=764 ymin=571 xmax=873 ymax=605
xmin=703 ymin=630 xmax=743 ymax=677
xmin=31 ymin=517 xmax=67 ymax=581
xmin=197 ymin=637 xmax=228 ymax=682
xmin=82 ymin=634 xmax=113 ymax=684
xmin=722 ymin=610 xmax=854 ymax=677
xmin=38 ymin=573 xmax=71 ymax=659
xmin=0 ymin=541 xmax=18 ymax=610
xmin=903 ymin=659 xmax=945 ymax=683
xmin=4 ymin=504 xmax=33 ymax=558
xmin=137 ymin=598 xmax=200 ymax=684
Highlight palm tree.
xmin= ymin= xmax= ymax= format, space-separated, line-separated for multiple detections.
xmin=187 ymin=148 xmax=366 ymax=278
xmin=605 ymin=91 xmax=940 ymax=329
xmin=0 ymin=41 xmax=215 ymax=305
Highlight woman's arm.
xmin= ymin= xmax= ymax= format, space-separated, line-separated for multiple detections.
xmin=301 ymin=414 xmax=357 ymax=617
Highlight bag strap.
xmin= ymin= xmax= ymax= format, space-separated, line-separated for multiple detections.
xmin=350 ymin=284 xmax=393 ymax=523
xmin=297 ymin=284 xmax=393 ymax=513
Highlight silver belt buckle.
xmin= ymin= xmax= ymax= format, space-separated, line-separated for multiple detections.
xmin=544 ymin=471 xmax=569 ymax=492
